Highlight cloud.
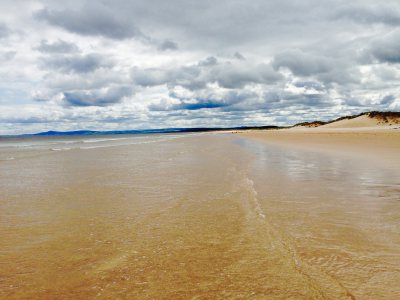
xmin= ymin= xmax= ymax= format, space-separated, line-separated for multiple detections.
xmin=177 ymin=101 xmax=226 ymax=110
xmin=0 ymin=50 xmax=16 ymax=61
xmin=132 ymin=57 xmax=282 ymax=90
xmin=149 ymin=89 xmax=256 ymax=111
xmin=293 ymin=81 xmax=325 ymax=91
xmin=198 ymin=56 xmax=218 ymax=67
xmin=0 ymin=22 xmax=10 ymax=39
xmin=272 ymin=49 xmax=361 ymax=85
xmin=36 ymin=39 xmax=80 ymax=53
xmin=334 ymin=3 xmax=400 ymax=26
xmin=272 ymin=49 xmax=332 ymax=77
xmin=157 ymin=100 xmax=228 ymax=111
xmin=214 ymin=62 xmax=282 ymax=88
xmin=234 ymin=52 xmax=246 ymax=60
xmin=40 ymin=53 xmax=113 ymax=74
xmin=62 ymin=85 xmax=133 ymax=106
xmin=158 ymin=39 xmax=178 ymax=51
xmin=131 ymin=67 xmax=171 ymax=87
xmin=34 ymin=3 xmax=141 ymax=40
xmin=381 ymin=95 xmax=395 ymax=105
xmin=368 ymin=30 xmax=400 ymax=63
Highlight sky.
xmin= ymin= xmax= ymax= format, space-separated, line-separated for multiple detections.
xmin=0 ymin=0 xmax=399 ymax=134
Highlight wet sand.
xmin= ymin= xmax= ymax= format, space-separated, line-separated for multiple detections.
xmin=238 ymin=127 xmax=400 ymax=168
xmin=237 ymin=128 xmax=400 ymax=299
xmin=1 ymin=132 xmax=399 ymax=299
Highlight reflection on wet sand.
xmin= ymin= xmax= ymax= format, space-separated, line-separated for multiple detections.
xmin=237 ymin=138 xmax=400 ymax=299
xmin=0 ymin=133 xmax=399 ymax=299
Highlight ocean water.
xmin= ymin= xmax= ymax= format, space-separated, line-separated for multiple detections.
xmin=0 ymin=133 xmax=399 ymax=299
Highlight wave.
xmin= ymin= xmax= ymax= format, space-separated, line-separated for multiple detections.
xmin=51 ymin=148 xmax=72 ymax=151
xmin=1 ymin=132 xmax=196 ymax=154
xmin=79 ymin=138 xmax=172 ymax=150
xmin=241 ymin=176 xmax=266 ymax=220
xmin=0 ymin=157 xmax=15 ymax=161
xmin=82 ymin=137 xmax=133 ymax=143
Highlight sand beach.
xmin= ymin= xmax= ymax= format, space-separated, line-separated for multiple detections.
xmin=0 ymin=122 xmax=399 ymax=299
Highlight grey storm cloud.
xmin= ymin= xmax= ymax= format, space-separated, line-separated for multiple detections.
xmin=368 ymin=30 xmax=400 ymax=63
xmin=36 ymin=39 xmax=80 ymax=53
xmin=30 ymin=0 xmax=347 ymax=50
xmin=381 ymin=95 xmax=395 ymax=105
xmin=62 ymin=86 xmax=133 ymax=106
xmin=41 ymin=53 xmax=113 ymax=74
xmin=272 ymin=49 xmax=361 ymax=85
xmin=272 ymin=50 xmax=333 ymax=77
xmin=132 ymin=57 xmax=282 ymax=90
xmin=158 ymin=40 xmax=178 ymax=51
xmin=215 ymin=62 xmax=282 ymax=89
xmin=233 ymin=52 xmax=246 ymax=60
xmin=198 ymin=57 xmax=218 ymax=67
xmin=35 ymin=4 xmax=141 ymax=40
xmin=258 ymin=89 xmax=331 ymax=111
xmin=293 ymin=81 xmax=325 ymax=91
xmin=333 ymin=3 xmax=400 ymax=26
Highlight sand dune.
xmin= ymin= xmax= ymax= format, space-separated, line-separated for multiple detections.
xmin=292 ymin=111 xmax=400 ymax=129
xmin=321 ymin=114 xmax=399 ymax=128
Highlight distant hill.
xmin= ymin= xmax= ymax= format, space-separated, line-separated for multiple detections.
xmin=35 ymin=130 xmax=101 ymax=136
xmin=32 ymin=126 xmax=281 ymax=136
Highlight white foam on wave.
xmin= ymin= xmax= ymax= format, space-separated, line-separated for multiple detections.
xmin=82 ymin=137 xmax=132 ymax=143
xmin=242 ymin=177 xmax=266 ymax=220
xmin=51 ymin=147 xmax=72 ymax=151
xmin=2 ymin=132 xmax=191 ymax=153
xmin=61 ymin=140 xmax=77 ymax=144
xmin=79 ymin=135 xmax=184 ymax=150
xmin=0 ymin=157 xmax=15 ymax=161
